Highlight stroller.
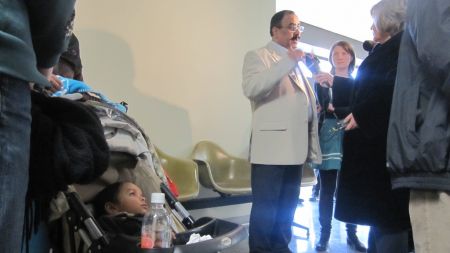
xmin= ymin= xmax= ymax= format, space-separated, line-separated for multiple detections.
xmin=42 ymin=97 xmax=247 ymax=253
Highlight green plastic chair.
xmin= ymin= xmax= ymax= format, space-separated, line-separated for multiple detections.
xmin=156 ymin=147 xmax=200 ymax=202
xmin=191 ymin=141 xmax=251 ymax=196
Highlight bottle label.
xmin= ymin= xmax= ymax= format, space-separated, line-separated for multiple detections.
xmin=141 ymin=234 xmax=154 ymax=249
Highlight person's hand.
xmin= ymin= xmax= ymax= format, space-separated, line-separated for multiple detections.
xmin=47 ymin=74 xmax=62 ymax=93
xmin=327 ymin=103 xmax=335 ymax=112
xmin=343 ymin=113 xmax=358 ymax=130
xmin=38 ymin=67 xmax=62 ymax=93
xmin=314 ymin=72 xmax=334 ymax=87
xmin=287 ymin=48 xmax=305 ymax=62
xmin=317 ymin=104 xmax=322 ymax=113
xmin=38 ymin=67 xmax=53 ymax=79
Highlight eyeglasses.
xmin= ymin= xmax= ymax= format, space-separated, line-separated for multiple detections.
xmin=282 ymin=24 xmax=305 ymax=32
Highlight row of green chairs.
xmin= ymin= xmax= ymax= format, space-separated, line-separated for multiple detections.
xmin=158 ymin=141 xmax=317 ymax=204
xmin=159 ymin=141 xmax=317 ymax=238
xmin=156 ymin=140 xmax=252 ymax=202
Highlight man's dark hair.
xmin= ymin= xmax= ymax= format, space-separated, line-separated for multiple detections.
xmin=270 ymin=10 xmax=295 ymax=36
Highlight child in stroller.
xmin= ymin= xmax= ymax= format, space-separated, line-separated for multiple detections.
xmin=93 ymin=181 xmax=148 ymax=217
xmin=91 ymin=181 xmax=176 ymax=251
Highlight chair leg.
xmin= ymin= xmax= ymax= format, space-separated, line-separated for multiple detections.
xmin=292 ymin=222 xmax=310 ymax=239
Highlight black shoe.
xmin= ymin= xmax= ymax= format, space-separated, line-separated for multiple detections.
xmin=315 ymin=240 xmax=328 ymax=252
xmin=347 ymin=235 xmax=367 ymax=252
xmin=315 ymin=233 xmax=330 ymax=252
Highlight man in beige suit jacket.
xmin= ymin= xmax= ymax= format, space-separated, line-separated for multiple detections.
xmin=242 ymin=10 xmax=321 ymax=253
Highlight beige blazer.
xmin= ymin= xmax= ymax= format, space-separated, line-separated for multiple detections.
xmin=242 ymin=41 xmax=321 ymax=165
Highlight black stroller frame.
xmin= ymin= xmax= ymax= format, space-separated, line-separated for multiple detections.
xmin=64 ymin=191 xmax=109 ymax=253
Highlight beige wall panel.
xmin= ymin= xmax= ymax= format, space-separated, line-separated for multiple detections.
xmin=75 ymin=0 xmax=275 ymax=157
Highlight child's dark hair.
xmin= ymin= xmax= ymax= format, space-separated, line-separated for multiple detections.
xmin=92 ymin=182 xmax=124 ymax=217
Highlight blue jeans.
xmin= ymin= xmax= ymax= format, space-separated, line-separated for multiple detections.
xmin=0 ymin=74 xmax=31 ymax=252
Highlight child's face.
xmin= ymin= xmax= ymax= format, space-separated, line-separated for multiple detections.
xmin=113 ymin=182 xmax=148 ymax=215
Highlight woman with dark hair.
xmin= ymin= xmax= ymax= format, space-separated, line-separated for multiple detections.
xmin=313 ymin=41 xmax=366 ymax=252
xmin=335 ymin=0 xmax=410 ymax=252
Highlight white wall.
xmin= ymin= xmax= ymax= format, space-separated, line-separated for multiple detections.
xmin=75 ymin=0 xmax=276 ymax=157
xmin=75 ymin=1 xmax=365 ymax=158
xmin=277 ymin=0 xmax=379 ymax=42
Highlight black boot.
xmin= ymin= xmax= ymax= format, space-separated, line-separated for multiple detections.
xmin=347 ymin=233 xmax=367 ymax=252
xmin=315 ymin=232 xmax=330 ymax=252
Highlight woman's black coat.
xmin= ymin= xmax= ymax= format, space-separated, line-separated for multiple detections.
xmin=334 ymin=32 xmax=410 ymax=230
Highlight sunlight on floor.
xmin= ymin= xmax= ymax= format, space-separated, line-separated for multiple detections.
xmin=223 ymin=185 xmax=371 ymax=253
xmin=289 ymin=186 xmax=370 ymax=253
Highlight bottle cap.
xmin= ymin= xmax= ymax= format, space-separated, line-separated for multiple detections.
xmin=151 ymin=193 xmax=165 ymax=204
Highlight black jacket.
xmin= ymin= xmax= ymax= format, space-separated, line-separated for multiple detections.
xmin=387 ymin=0 xmax=450 ymax=191
xmin=335 ymin=32 xmax=410 ymax=230
xmin=29 ymin=92 xmax=110 ymax=201
xmin=315 ymin=76 xmax=354 ymax=121
xmin=97 ymin=214 xmax=143 ymax=253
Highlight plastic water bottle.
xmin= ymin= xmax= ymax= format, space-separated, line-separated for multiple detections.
xmin=141 ymin=193 xmax=172 ymax=249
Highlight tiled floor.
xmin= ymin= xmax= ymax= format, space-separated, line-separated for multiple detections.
xmin=221 ymin=186 xmax=370 ymax=253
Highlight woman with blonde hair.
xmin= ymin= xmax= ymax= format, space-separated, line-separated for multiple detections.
xmin=335 ymin=0 xmax=410 ymax=252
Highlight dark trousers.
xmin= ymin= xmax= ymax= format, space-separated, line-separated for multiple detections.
xmin=319 ymin=170 xmax=356 ymax=236
xmin=367 ymin=227 xmax=409 ymax=253
xmin=249 ymin=164 xmax=302 ymax=253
